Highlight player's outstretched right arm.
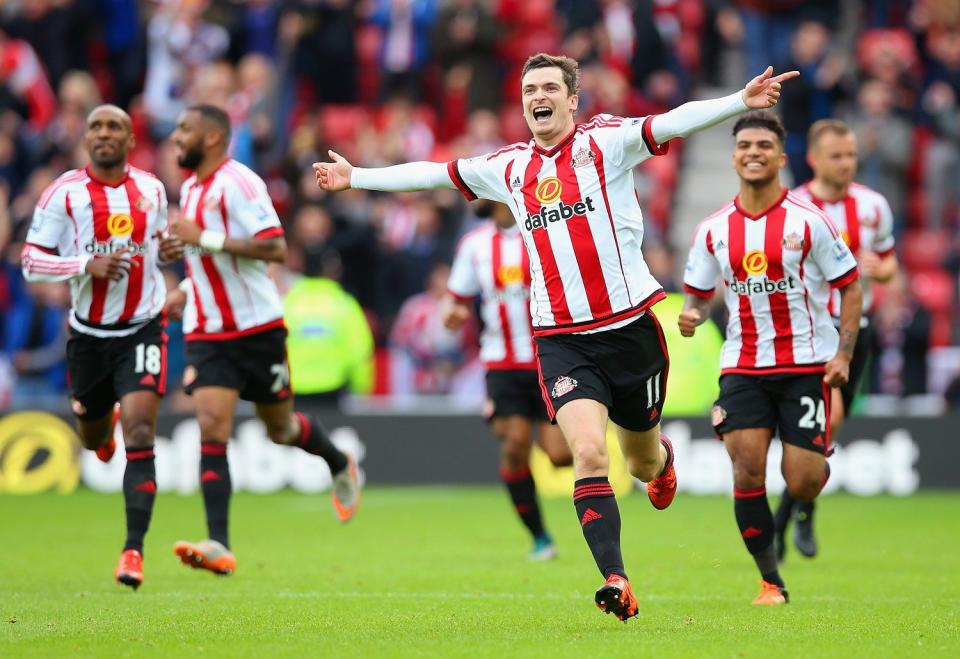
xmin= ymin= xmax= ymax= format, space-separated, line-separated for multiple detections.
xmin=313 ymin=150 xmax=456 ymax=193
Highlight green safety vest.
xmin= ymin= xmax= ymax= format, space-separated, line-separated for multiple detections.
xmin=283 ymin=277 xmax=374 ymax=395
xmin=652 ymin=292 xmax=724 ymax=417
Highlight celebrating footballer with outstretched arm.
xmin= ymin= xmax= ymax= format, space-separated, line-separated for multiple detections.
xmin=162 ymin=104 xmax=360 ymax=577
xmin=22 ymin=104 xmax=183 ymax=590
xmin=679 ymin=111 xmax=862 ymax=606
xmin=315 ymin=52 xmax=798 ymax=621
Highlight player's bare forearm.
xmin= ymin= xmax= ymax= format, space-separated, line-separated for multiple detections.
xmin=836 ymin=278 xmax=862 ymax=359
xmin=222 ymin=236 xmax=288 ymax=263
xmin=870 ymin=253 xmax=898 ymax=283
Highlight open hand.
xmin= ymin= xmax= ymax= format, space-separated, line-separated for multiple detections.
xmin=85 ymin=247 xmax=133 ymax=281
xmin=313 ymin=150 xmax=354 ymax=192
xmin=742 ymin=67 xmax=800 ymax=109
xmin=170 ymin=219 xmax=202 ymax=246
xmin=155 ymin=229 xmax=183 ymax=263
xmin=163 ymin=287 xmax=187 ymax=321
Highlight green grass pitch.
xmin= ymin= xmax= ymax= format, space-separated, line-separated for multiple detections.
xmin=1 ymin=489 xmax=958 ymax=658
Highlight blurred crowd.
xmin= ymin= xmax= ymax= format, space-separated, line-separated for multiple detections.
xmin=2 ymin=0 xmax=960 ymax=412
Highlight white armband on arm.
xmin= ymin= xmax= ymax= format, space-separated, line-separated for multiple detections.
xmin=650 ymin=91 xmax=748 ymax=143
xmin=350 ymin=162 xmax=455 ymax=192
xmin=177 ymin=278 xmax=192 ymax=294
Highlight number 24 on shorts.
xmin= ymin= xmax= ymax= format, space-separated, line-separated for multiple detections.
xmin=798 ymin=395 xmax=826 ymax=432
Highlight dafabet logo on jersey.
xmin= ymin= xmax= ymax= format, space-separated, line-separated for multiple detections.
xmin=107 ymin=213 xmax=134 ymax=237
xmin=535 ymin=177 xmax=562 ymax=204
xmin=524 ymin=177 xmax=597 ymax=231
xmin=731 ymin=249 xmax=797 ymax=296
xmin=741 ymin=250 xmax=768 ymax=276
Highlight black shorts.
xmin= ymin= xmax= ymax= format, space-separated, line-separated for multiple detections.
xmin=712 ymin=372 xmax=832 ymax=455
xmin=184 ymin=327 xmax=292 ymax=404
xmin=66 ymin=316 xmax=167 ymax=420
xmin=534 ymin=312 xmax=669 ymax=432
xmin=837 ymin=324 xmax=872 ymax=415
xmin=485 ymin=369 xmax=549 ymax=422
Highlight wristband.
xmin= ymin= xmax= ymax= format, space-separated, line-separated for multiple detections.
xmin=199 ymin=230 xmax=226 ymax=252
xmin=177 ymin=278 xmax=192 ymax=294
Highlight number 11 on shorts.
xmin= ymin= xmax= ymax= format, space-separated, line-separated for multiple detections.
xmin=646 ymin=373 xmax=661 ymax=408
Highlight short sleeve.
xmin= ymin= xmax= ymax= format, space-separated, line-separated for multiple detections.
xmin=447 ymin=233 xmax=481 ymax=301
xmin=224 ymin=171 xmax=283 ymax=239
xmin=27 ymin=184 xmax=72 ymax=251
xmin=588 ymin=114 xmax=668 ymax=170
xmin=871 ymin=195 xmax=896 ymax=257
xmin=809 ymin=214 xmax=859 ymax=287
xmin=683 ymin=221 xmax=721 ymax=298
xmin=451 ymin=153 xmax=515 ymax=205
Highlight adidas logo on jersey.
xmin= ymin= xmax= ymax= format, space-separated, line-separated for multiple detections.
xmin=511 ymin=176 xmax=522 ymax=189
xmin=524 ymin=197 xmax=597 ymax=231
xmin=728 ymin=276 xmax=797 ymax=296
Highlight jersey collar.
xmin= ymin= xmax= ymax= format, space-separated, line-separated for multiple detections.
xmin=85 ymin=165 xmax=129 ymax=188
xmin=531 ymin=127 xmax=576 ymax=157
xmin=734 ymin=187 xmax=788 ymax=220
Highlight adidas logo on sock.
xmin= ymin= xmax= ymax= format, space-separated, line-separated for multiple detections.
xmin=580 ymin=508 xmax=603 ymax=526
xmin=201 ymin=470 xmax=221 ymax=483
xmin=741 ymin=526 xmax=762 ymax=539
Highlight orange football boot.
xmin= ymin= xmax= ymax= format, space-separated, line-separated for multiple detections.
xmin=594 ymin=574 xmax=639 ymax=622
xmin=95 ymin=404 xmax=120 ymax=463
xmin=752 ymin=580 xmax=789 ymax=605
xmin=115 ymin=549 xmax=143 ymax=590
xmin=173 ymin=540 xmax=236 ymax=575
xmin=331 ymin=454 xmax=361 ymax=522
xmin=647 ymin=435 xmax=677 ymax=510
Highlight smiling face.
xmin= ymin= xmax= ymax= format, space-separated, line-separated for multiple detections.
xmin=84 ymin=106 xmax=134 ymax=170
xmin=733 ymin=127 xmax=786 ymax=187
xmin=521 ymin=66 xmax=578 ymax=147
xmin=809 ymin=131 xmax=857 ymax=190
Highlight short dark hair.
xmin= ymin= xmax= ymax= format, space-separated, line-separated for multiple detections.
xmin=807 ymin=119 xmax=852 ymax=150
xmin=521 ymin=53 xmax=580 ymax=96
xmin=186 ymin=103 xmax=231 ymax=141
xmin=732 ymin=110 xmax=785 ymax=145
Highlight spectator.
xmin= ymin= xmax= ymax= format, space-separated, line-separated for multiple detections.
xmin=284 ymin=248 xmax=375 ymax=405
xmin=846 ymin=79 xmax=912 ymax=229
xmin=432 ymin=0 xmax=501 ymax=118
xmin=368 ymin=0 xmax=438 ymax=100
xmin=919 ymin=26 xmax=960 ymax=228
xmin=0 ymin=27 xmax=57 ymax=133
xmin=389 ymin=262 xmax=477 ymax=394
xmin=870 ymin=273 xmax=932 ymax=396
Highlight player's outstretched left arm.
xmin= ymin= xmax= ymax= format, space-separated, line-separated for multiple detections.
xmin=824 ymin=278 xmax=863 ymax=388
xmin=650 ymin=67 xmax=800 ymax=144
xmin=170 ymin=219 xmax=287 ymax=263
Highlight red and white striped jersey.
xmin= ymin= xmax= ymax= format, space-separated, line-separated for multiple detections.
xmin=683 ymin=189 xmax=860 ymax=375
xmin=179 ymin=159 xmax=285 ymax=341
xmin=448 ymin=114 xmax=668 ymax=336
xmin=23 ymin=166 xmax=168 ymax=338
xmin=448 ymin=222 xmax=535 ymax=369
xmin=791 ymin=181 xmax=895 ymax=319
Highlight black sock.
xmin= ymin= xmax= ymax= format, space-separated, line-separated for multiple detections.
xmin=773 ymin=488 xmax=796 ymax=531
xmin=294 ymin=412 xmax=348 ymax=474
xmin=501 ymin=465 xmax=546 ymax=540
xmin=734 ymin=486 xmax=784 ymax=588
xmin=796 ymin=499 xmax=815 ymax=519
xmin=573 ymin=477 xmax=626 ymax=579
xmin=200 ymin=442 xmax=231 ymax=549
xmin=122 ymin=446 xmax=157 ymax=554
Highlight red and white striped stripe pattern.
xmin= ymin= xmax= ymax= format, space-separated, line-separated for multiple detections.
xmin=22 ymin=167 xmax=167 ymax=337
xmin=447 ymin=222 xmax=535 ymax=369
xmin=792 ymin=181 xmax=895 ymax=317
xmin=179 ymin=159 xmax=285 ymax=341
xmin=683 ymin=190 xmax=860 ymax=374
xmin=450 ymin=114 xmax=667 ymax=336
